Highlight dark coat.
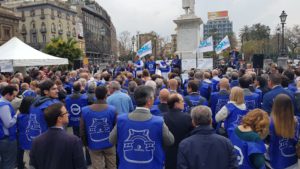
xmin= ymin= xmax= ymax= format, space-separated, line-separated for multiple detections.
xmin=163 ymin=109 xmax=193 ymax=169
xmin=177 ymin=125 xmax=238 ymax=169
xmin=30 ymin=128 xmax=86 ymax=169
xmin=262 ymin=85 xmax=294 ymax=114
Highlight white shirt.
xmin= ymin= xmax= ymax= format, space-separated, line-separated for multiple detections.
xmin=215 ymin=101 xmax=247 ymax=122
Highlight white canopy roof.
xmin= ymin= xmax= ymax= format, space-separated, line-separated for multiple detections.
xmin=0 ymin=37 xmax=68 ymax=67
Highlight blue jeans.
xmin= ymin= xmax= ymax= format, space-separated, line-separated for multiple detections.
xmin=0 ymin=138 xmax=17 ymax=169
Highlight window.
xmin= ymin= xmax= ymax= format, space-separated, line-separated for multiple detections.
xmin=31 ymin=21 xmax=36 ymax=29
xmin=30 ymin=9 xmax=35 ymax=17
xmin=42 ymin=34 xmax=46 ymax=42
xmin=31 ymin=34 xmax=37 ymax=43
xmin=3 ymin=26 xmax=12 ymax=40
xmin=51 ymin=23 xmax=56 ymax=33
xmin=21 ymin=24 xmax=27 ymax=34
xmin=23 ymin=35 xmax=26 ymax=42
xmin=41 ymin=8 xmax=45 ymax=19
xmin=41 ymin=22 xmax=46 ymax=33
xmin=21 ymin=11 xmax=25 ymax=21
xmin=51 ymin=9 xmax=55 ymax=19
xmin=57 ymin=11 xmax=62 ymax=18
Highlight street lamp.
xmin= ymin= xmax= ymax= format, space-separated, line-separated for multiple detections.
xmin=131 ymin=36 xmax=135 ymax=61
xmin=276 ymin=25 xmax=281 ymax=58
xmin=280 ymin=10 xmax=287 ymax=57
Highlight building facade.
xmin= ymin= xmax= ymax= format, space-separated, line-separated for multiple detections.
xmin=203 ymin=11 xmax=233 ymax=46
xmin=74 ymin=1 xmax=112 ymax=65
xmin=138 ymin=31 xmax=160 ymax=58
xmin=0 ymin=6 xmax=19 ymax=45
xmin=14 ymin=1 xmax=77 ymax=50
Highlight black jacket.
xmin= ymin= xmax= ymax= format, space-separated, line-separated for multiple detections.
xmin=30 ymin=128 xmax=86 ymax=169
xmin=177 ymin=125 xmax=238 ymax=169
xmin=163 ymin=109 xmax=193 ymax=169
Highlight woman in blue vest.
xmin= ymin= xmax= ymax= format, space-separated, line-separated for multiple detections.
xmin=230 ymin=109 xmax=269 ymax=169
xmin=17 ymin=96 xmax=35 ymax=169
xmin=268 ymin=94 xmax=299 ymax=169
xmin=215 ymin=87 xmax=248 ymax=136
xmin=81 ymin=86 xmax=117 ymax=169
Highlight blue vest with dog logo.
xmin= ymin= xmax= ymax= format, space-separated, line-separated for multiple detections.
xmin=82 ymin=105 xmax=115 ymax=150
xmin=117 ymin=114 xmax=164 ymax=169
xmin=224 ymin=103 xmax=248 ymax=136
xmin=268 ymin=117 xmax=300 ymax=169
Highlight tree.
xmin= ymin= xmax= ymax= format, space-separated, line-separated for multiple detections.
xmin=239 ymin=23 xmax=271 ymax=61
xmin=286 ymin=25 xmax=300 ymax=58
xmin=43 ymin=37 xmax=83 ymax=68
xmin=118 ymin=31 xmax=132 ymax=57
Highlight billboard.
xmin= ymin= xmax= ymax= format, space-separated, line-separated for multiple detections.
xmin=208 ymin=11 xmax=228 ymax=20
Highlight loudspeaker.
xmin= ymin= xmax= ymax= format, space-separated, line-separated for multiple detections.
xmin=73 ymin=60 xmax=83 ymax=70
xmin=252 ymin=54 xmax=264 ymax=69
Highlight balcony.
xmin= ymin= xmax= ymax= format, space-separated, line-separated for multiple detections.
xmin=40 ymin=15 xmax=45 ymax=19
xmin=58 ymin=29 xmax=63 ymax=35
xmin=30 ymin=29 xmax=37 ymax=34
xmin=40 ymin=27 xmax=47 ymax=33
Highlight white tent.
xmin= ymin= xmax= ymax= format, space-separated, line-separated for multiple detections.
xmin=0 ymin=37 xmax=68 ymax=67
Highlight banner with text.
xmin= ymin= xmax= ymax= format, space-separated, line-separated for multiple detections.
xmin=198 ymin=36 xmax=214 ymax=53
xmin=137 ymin=40 xmax=152 ymax=58
xmin=215 ymin=36 xmax=231 ymax=54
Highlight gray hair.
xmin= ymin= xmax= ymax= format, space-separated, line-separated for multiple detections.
xmin=110 ymin=81 xmax=121 ymax=90
xmin=87 ymin=81 xmax=97 ymax=93
xmin=145 ymin=80 xmax=157 ymax=91
xmin=194 ymin=71 xmax=203 ymax=80
xmin=191 ymin=106 xmax=212 ymax=126
xmin=128 ymin=81 xmax=137 ymax=93
xmin=155 ymin=78 xmax=163 ymax=89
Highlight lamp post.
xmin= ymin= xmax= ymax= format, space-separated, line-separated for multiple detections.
xmin=276 ymin=26 xmax=281 ymax=58
xmin=131 ymin=36 xmax=135 ymax=61
xmin=280 ymin=10 xmax=287 ymax=57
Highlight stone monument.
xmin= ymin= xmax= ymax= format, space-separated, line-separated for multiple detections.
xmin=174 ymin=0 xmax=202 ymax=62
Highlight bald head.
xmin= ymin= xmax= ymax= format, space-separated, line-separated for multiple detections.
xmin=168 ymin=79 xmax=178 ymax=90
xmin=159 ymin=89 xmax=170 ymax=103
xmin=219 ymin=78 xmax=229 ymax=91
xmin=212 ymin=69 xmax=219 ymax=76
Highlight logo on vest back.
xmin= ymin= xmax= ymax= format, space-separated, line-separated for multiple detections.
xmin=123 ymin=129 xmax=155 ymax=164
xmin=89 ymin=118 xmax=110 ymax=142
xmin=25 ymin=114 xmax=42 ymax=141
xmin=70 ymin=104 xmax=81 ymax=116
xmin=245 ymin=100 xmax=256 ymax=110
xmin=279 ymin=138 xmax=297 ymax=157
xmin=234 ymin=145 xmax=244 ymax=165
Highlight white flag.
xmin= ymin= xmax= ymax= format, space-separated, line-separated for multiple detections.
xmin=198 ymin=36 xmax=214 ymax=53
xmin=137 ymin=41 xmax=152 ymax=58
xmin=215 ymin=36 xmax=231 ymax=54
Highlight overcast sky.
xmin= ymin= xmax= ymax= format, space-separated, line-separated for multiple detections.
xmin=98 ymin=0 xmax=300 ymax=40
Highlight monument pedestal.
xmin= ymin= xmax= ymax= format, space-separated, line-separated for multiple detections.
xmin=277 ymin=57 xmax=288 ymax=69
xmin=174 ymin=14 xmax=203 ymax=60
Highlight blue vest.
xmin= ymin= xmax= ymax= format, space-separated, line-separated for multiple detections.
xmin=199 ymin=81 xmax=211 ymax=101
xmin=64 ymin=83 xmax=72 ymax=94
xmin=160 ymin=61 xmax=170 ymax=73
xmin=184 ymin=94 xmax=207 ymax=113
xmin=230 ymin=130 xmax=266 ymax=169
xmin=26 ymin=98 xmax=60 ymax=149
xmin=150 ymin=105 xmax=162 ymax=116
xmin=244 ymin=93 xmax=260 ymax=110
xmin=230 ymin=80 xmax=239 ymax=88
xmin=17 ymin=114 xmax=31 ymax=150
xmin=268 ymin=117 xmax=300 ymax=169
xmin=211 ymin=78 xmax=220 ymax=92
xmin=22 ymin=90 xmax=37 ymax=98
xmin=146 ymin=61 xmax=156 ymax=74
xmin=135 ymin=60 xmax=143 ymax=71
xmin=224 ymin=103 xmax=248 ymax=136
xmin=183 ymin=79 xmax=189 ymax=96
xmin=171 ymin=59 xmax=180 ymax=71
xmin=65 ymin=94 xmax=88 ymax=127
xmin=0 ymin=101 xmax=16 ymax=141
xmin=117 ymin=114 xmax=164 ymax=169
xmin=288 ymin=83 xmax=297 ymax=94
xmin=210 ymin=92 xmax=230 ymax=120
xmin=82 ymin=105 xmax=116 ymax=150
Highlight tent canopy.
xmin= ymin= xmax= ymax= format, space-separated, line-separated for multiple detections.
xmin=0 ymin=37 xmax=68 ymax=67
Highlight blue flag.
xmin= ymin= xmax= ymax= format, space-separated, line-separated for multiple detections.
xmin=137 ymin=40 xmax=152 ymax=58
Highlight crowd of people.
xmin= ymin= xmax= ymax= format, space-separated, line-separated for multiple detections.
xmin=1 ymin=56 xmax=300 ymax=169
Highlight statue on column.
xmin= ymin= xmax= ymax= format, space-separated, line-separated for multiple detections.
xmin=182 ymin=0 xmax=195 ymax=15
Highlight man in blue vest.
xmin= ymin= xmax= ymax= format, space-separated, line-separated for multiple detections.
xmin=184 ymin=80 xmax=208 ymax=113
xmin=210 ymin=78 xmax=230 ymax=124
xmin=211 ymin=69 xmax=220 ymax=92
xmin=230 ymin=72 xmax=239 ymax=88
xmin=263 ymin=73 xmax=295 ymax=114
xmin=109 ymin=85 xmax=174 ymax=169
xmin=239 ymin=74 xmax=261 ymax=110
xmin=26 ymin=80 xmax=60 ymax=149
xmin=81 ymin=86 xmax=117 ymax=169
xmin=145 ymin=56 xmax=156 ymax=75
xmin=0 ymin=85 xmax=19 ymax=169
xmin=134 ymin=56 xmax=144 ymax=76
xmin=65 ymin=81 xmax=88 ymax=137
xmin=199 ymin=72 xmax=212 ymax=101
xmin=171 ymin=55 xmax=181 ymax=73
xmin=159 ymin=57 xmax=171 ymax=80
